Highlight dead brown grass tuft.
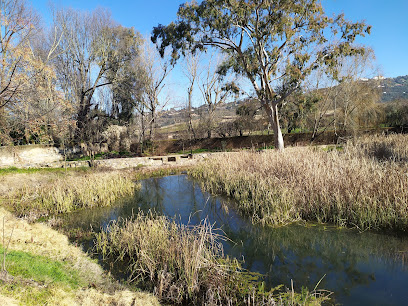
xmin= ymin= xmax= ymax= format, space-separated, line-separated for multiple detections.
xmin=346 ymin=133 xmax=408 ymax=162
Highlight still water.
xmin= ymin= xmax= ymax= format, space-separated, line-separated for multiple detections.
xmin=64 ymin=175 xmax=408 ymax=305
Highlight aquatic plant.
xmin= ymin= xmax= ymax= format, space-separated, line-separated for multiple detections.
xmin=95 ymin=211 xmax=328 ymax=305
xmin=190 ymin=134 xmax=408 ymax=231
xmin=8 ymin=171 xmax=138 ymax=219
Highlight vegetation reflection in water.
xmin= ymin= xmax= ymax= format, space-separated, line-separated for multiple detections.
xmin=62 ymin=175 xmax=408 ymax=305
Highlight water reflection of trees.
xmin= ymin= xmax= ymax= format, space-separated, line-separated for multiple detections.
xmin=136 ymin=176 xmax=240 ymax=227
xmin=61 ymin=175 xmax=408 ymax=304
xmin=138 ymin=176 xmax=408 ymax=301
xmin=222 ymin=221 xmax=408 ymax=299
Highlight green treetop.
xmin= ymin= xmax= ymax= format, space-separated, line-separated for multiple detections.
xmin=152 ymin=0 xmax=371 ymax=150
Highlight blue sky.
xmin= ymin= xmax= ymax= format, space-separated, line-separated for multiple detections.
xmin=322 ymin=0 xmax=408 ymax=78
xmin=31 ymin=0 xmax=407 ymax=108
xmin=32 ymin=0 xmax=408 ymax=79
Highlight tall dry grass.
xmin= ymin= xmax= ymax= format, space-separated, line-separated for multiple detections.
xmin=95 ymin=211 xmax=328 ymax=305
xmin=346 ymin=133 xmax=408 ymax=162
xmin=191 ymin=134 xmax=408 ymax=231
xmin=7 ymin=171 xmax=137 ymax=219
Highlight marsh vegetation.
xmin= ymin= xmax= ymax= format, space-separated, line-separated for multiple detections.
xmin=3 ymin=170 xmax=137 ymax=220
xmin=191 ymin=134 xmax=408 ymax=232
xmin=64 ymin=167 xmax=408 ymax=305
xmin=94 ymin=211 xmax=328 ymax=305
xmin=1 ymin=134 xmax=408 ymax=304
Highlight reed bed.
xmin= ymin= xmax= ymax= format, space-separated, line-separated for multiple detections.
xmin=191 ymin=135 xmax=408 ymax=231
xmin=95 ymin=211 xmax=328 ymax=305
xmin=9 ymin=171 xmax=137 ymax=218
xmin=345 ymin=133 xmax=408 ymax=162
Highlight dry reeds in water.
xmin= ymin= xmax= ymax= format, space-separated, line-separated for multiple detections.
xmin=191 ymin=134 xmax=408 ymax=231
xmin=10 ymin=172 xmax=137 ymax=218
xmin=94 ymin=211 xmax=328 ymax=305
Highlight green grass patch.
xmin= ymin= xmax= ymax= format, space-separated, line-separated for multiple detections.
xmin=0 ymin=166 xmax=90 ymax=176
xmin=0 ymin=245 xmax=86 ymax=305
xmin=0 ymin=245 xmax=84 ymax=288
xmin=158 ymin=123 xmax=187 ymax=133
xmin=176 ymin=148 xmax=211 ymax=154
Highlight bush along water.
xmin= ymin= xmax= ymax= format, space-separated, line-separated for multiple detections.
xmin=94 ymin=211 xmax=329 ymax=305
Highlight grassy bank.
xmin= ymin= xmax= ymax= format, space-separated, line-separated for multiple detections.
xmin=191 ymin=134 xmax=408 ymax=231
xmin=95 ymin=211 xmax=328 ymax=305
xmin=0 ymin=166 xmax=90 ymax=176
xmin=3 ymin=170 xmax=138 ymax=220
xmin=0 ymin=207 xmax=158 ymax=305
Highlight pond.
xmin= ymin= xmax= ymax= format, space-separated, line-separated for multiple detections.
xmin=62 ymin=175 xmax=408 ymax=305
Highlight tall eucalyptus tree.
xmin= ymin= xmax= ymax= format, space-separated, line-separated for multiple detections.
xmin=152 ymin=0 xmax=371 ymax=150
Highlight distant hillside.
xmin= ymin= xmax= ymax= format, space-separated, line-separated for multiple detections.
xmin=157 ymin=99 xmax=247 ymax=128
xmin=382 ymin=75 xmax=408 ymax=102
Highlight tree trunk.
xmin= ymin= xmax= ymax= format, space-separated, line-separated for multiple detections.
xmin=76 ymin=93 xmax=92 ymax=142
xmin=207 ymin=104 xmax=214 ymax=139
xmin=149 ymin=107 xmax=156 ymax=141
xmin=266 ymin=102 xmax=284 ymax=150
xmin=140 ymin=107 xmax=146 ymax=154
xmin=187 ymin=84 xmax=196 ymax=139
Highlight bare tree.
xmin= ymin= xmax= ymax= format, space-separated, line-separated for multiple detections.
xmin=0 ymin=0 xmax=39 ymax=144
xmin=0 ymin=0 xmax=75 ymax=145
xmin=198 ymin=53 xmax=239 ymax=138
xmin=181 ymin=53 xmax=200 ymax=139
xmin=308 ymin=49 xmax=381 ymax=140
xmin=0 ymin=0 xmax=39 ymax=110
xmin=52 ymin=7 xmax=140 ymax=142
xmin=138 ymin=39 xmax=173 ymax=142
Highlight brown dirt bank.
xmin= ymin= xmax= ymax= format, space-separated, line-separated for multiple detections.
xmin=154 ymin=128 xmax=399 ymax=155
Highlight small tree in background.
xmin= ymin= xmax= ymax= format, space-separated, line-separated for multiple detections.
xmin=198 ymin=54 xmax=240 ymax=138
xmin=138 ymin=39 xmax=173 ymax=143
xmin=181 ymin=53 xmax=200 ymax=140
xmin=306 ymin=49 xmax=381 ymax=140
xmin=384 ymin=99 xmax=408 ymax=131
xmin=235 ymin=100 xmax=259 ymax=136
